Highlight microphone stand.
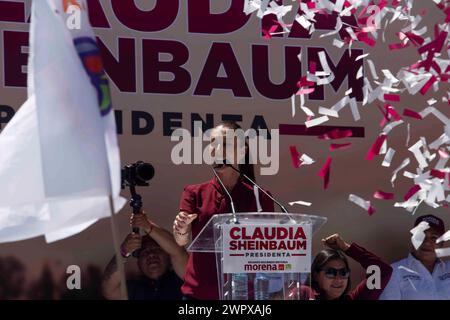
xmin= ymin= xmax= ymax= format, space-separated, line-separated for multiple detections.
xmin=227 ymin=165 xmax=296 ymax=223
xmin=212 ymin=166 xmax=239 ymax=224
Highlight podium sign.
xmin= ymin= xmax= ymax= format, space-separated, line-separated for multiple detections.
xmin=188 ymin=212 xmax=327 ymax=300
xmin=222 ymin=223 xmax=312 ymax=274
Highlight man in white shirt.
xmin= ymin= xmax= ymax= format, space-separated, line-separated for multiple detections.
xmin=380 ymin=214 xmax=450 ymax=300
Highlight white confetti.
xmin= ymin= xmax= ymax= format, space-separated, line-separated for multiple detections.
xmin=429 ymin=133 xmax=450 ymax=150
xmin=436 ymin=229 xmax=450 ymax=244
xmin=391 ymin=158 xmax=410 ymax=187
xmin=301 ymin=106 xmax=315 ymax=117
xmin=356 ymin=53 xmax=369 ymax=61
xmin=356 ymin=65 xmax=363 ymax=79
xmin=349 ymin=98 xmax=360 ymax=121
xmin=382 ymin=148 xmax=396 ymax=167
xmin=409 ymin=140 xmax=429 ymax=169
xmin=435 ymin=247 xmax=450 ymax=258
xmin=318 ymin=106 xmax=339 ymax=118
xmin=299 ymin=153 xmax=315 ymax=165
xmin=348 ymin=194 xmax=374 ymax=213
xmin=288 ymin=200 xmax=312 ymax=207
xmin=410 ymin=221 xmax=430 ymax=250
xmin=406 ymin=123 xmax=411 ymax=147
xmin=383 ymin=120 xmax=404 ymax=135
xmin=366 ymin=59 xmax=379 ymax=80
xmin=305 ymin=116 xmax=329 ymax=128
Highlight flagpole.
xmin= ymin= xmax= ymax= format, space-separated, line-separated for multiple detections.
xmin=108 ymin=195 xmax=129 ymax=300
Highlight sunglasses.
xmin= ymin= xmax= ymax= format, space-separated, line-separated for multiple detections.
xmin=320 ymin=267 xmax=350 ymax=279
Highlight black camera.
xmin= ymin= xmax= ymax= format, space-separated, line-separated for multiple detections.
xmin=121 ymin=161 xmax=155 ymax=257
xmin=121 ymin=161 xmax=154 ymax=188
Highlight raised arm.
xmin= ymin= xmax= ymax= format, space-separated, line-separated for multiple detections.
xmin=101 ymin=233 xmax=141 ymax=300
xmin=344 ymin=243 xmax=393 ymax=300
xmin=322 ymin=233 xmax=393 ymax=300
xmin=130 ymin=210 xmax=189 ymax=279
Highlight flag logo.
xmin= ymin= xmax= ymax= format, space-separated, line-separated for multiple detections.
xmin=74 ymin=37 xmax=112 ymax=116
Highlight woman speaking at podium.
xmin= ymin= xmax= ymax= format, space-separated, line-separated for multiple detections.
xmin=172 ymin=121 xmax=275 ymax=300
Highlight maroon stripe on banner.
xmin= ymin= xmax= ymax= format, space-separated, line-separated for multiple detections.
xmin=279 ymin=124 xmax=365 ymax=137
xmin=230 ymin=254 xmax=245 ymax=256
xmin=0 ymin=2 xmax=25 ymax=23
xmin=291 ymin=254 xmax=306 ymax=256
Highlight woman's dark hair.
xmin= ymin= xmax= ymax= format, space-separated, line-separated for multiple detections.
xmin=215 ymin=121 xmax=255 ymax=182
xmin=307 ymin=249 xmax=351 ymax=298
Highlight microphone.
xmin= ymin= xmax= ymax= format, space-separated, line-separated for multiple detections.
xmin=211 ymin=163 xmax=238 ymax=224
xmin=227 ymin=165 xmax=295 ymax=223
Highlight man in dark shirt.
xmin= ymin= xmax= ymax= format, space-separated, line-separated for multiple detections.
xmin=102 ymin=210 xmax=187 ymax=300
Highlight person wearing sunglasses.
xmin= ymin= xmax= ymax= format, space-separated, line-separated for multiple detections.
xmin=308 ymin=233 xmax=393 ymax=300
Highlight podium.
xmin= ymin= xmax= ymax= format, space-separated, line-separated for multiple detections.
xmin=187 ymin=212 xmax=327 ymax=300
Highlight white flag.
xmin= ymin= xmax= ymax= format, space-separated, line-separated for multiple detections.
xmin=0 ymin=0 xmax=126 ymax=243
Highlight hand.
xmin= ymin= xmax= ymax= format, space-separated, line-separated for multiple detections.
xmin=173 ymin=211 xmax=198 ymax=235
xmin=130 ymin=210 xmax=153 ymax=234
xmin=322 ymin=234 xmax=350 ymax=251
xmin=121 ymin=233 xmax=142 ymax=255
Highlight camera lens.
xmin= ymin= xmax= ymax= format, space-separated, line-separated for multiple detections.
xmin=136 ymin=163 xmax=154 ymax=182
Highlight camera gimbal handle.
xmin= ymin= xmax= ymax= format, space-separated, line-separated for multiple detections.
xmin=129 ymin=185 xmax=143 ymax=257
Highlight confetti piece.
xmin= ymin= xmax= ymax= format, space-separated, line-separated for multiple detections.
xmin=426 ymin=180 xmax=446 ymax=205
xmin=385 ymin=104 xmax=402 ymax=121
xmin=349 ymin=98 xmax=360 ymax=121
xmin=419 ymin=75 xmax=437 ymax=95
xmin=356 ymin=65 xmax=364 ymax=79
xmin=288 ymin=200 xmax=312 ymax=207
xmin=318 ymin=106 xmax=339 ymax=118
xmin=394 ymin=199 xmax=420 ymax=210
xmin=410 ymin=221 xmax=430 ymax=250
xmin=382 ymin=148 xmax=396 ymax=167
xmin=299 ymin=153 xmax=315 ymax=165
xmin=366 ymin=59 xmax=379 ymax=79
xmin=404 ymin=184 xmax=421 ymax=201
xmin=430 ymin=169 xmax=446 ymax=179
xmin=300 ymin=105 xmax=316 ymax=117
xmin=409 ymin=140 xmax=430 ymax=169
xmin=373 ymin=190 xmax=394 ymax=200
xmin=379 ymin=138 xmax=387 ymax=155
xmin=382 ymin=69 xmax=400 ymax=83
xmin=391 ymin=158 xmax=410 ymax=187
xmin=348 ymin=194 xmax=376 ymax=215
xmin=427 ymin=98 xmax=437 ymax=106
xmin=318 ymin=157 xmax=332 ymax=189
xmin=330 ymin=143 xmax=352 ymax=151
xmin=305 ymin=116 xmax=330 ymax=128
xmin=366 ymin=134 xmax=387 ymax=160
xmin=439 ymin=149 xmax=449 ymax=158
xmin=406 ymin=123 xmax=411 ymax=147
xmin=383 ymin=120 xmax=404 ymax=135
xmin=437 ymin=230 xmax=450 ymax=243
xmin=289 ymin=146 xmax=301 ymax=168
xmin=356 ymin=53 xmax=369 ymax=61
xmin=296 ymin=88 xmax=315 ymax=95
xmin=291 ymin=95 xmax=296 ymax=117
xmin=384 ymin=93 xmax=401 ymax=101
xmin=403 ymin=108 xmax=423 ymax=120
xmin=403 ymin=171 xmax=417 ymax=179
xmin=435 ymin=248 xmax=450 ymax=258
xmin=429 ymin=133 xmax=450 ymax=150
